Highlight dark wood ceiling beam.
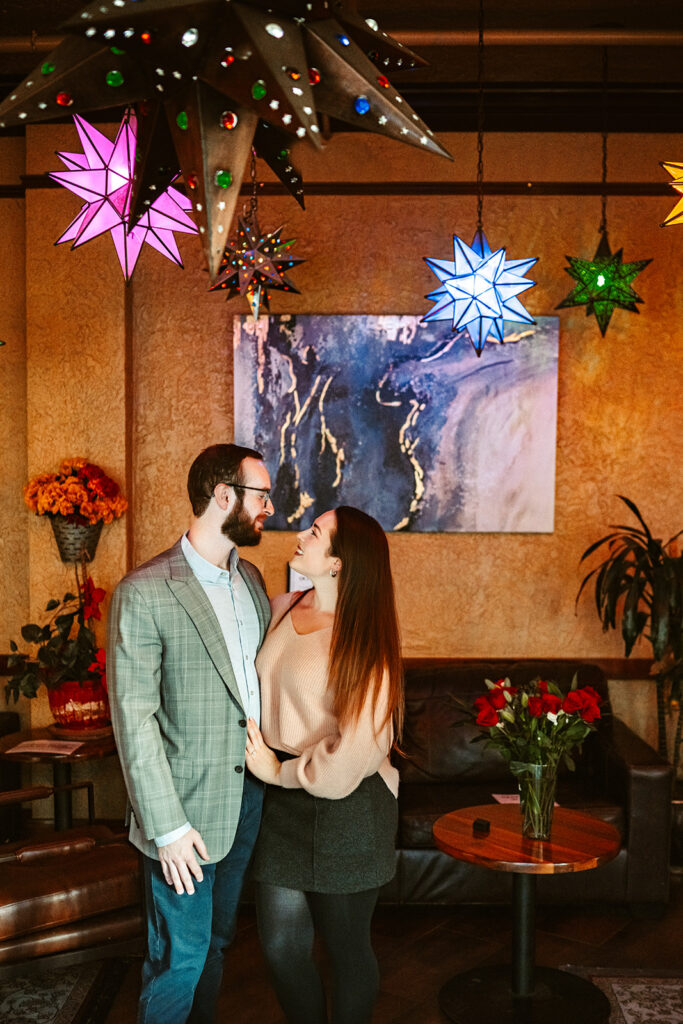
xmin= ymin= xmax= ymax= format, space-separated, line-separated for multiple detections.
xmin=2 ymin=27 xmax=683 ymax=55
xmin=4 ymin=175 xmax=670 ymax=199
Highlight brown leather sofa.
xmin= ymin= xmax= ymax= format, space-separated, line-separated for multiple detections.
xmin=380 ymin=660 xmax=672 ymax=910
xmin=0 ymin=785 xmax=142 ymax=977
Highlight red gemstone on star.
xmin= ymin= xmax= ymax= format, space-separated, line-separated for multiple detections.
xmin=186 ymin=173 xmax=198 ymax=190
xmin=221 ymin=54 xmax=235 ymax=68
xmin=308 ymin=67 xmax=321 ymax=85
xmin=140 ymin=32 xmax=152 ymax=44
xmin=220 ymin=111 xmax=238 ymax=130
xmin=56 ymin=92 xmax=73 ymax=107
xmin=377 ymin=75 xmax=390 ymax=88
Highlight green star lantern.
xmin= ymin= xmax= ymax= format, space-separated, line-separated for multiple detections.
xmin=556 ymin=231 xmax=651 ymax=337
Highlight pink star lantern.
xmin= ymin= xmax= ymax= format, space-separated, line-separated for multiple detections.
xmin=50 ymin=109 xmax=197 ymax=280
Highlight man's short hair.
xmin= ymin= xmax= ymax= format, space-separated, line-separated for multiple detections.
xmin=187 ymin=443 xmax=264 ymax=517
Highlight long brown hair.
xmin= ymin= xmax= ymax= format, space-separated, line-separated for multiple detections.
xmin=327 ymin=506 xmax=403 ymax=738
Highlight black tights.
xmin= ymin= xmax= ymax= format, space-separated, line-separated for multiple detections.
xmin=254 ymin=882 xmax=380 ymax=1024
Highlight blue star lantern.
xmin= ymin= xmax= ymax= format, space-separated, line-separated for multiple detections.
xmin=422 ymin=229 xmax=537 ymax=356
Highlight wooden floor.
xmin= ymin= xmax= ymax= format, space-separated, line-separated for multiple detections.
xmin=104 ymin=873 xmax=683 ymax=1023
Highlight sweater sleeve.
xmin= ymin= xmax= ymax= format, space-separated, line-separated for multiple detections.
xmin=278 ymin=672 xmax=393 ymax=799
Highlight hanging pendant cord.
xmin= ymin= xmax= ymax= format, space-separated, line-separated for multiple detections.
xmin=476 ymin=0 xmax=484 ymax=232
xmin=599 ymin=46 xmax=608 ymax=236
xmin=248 ymin=147 xmax=258 ymax=224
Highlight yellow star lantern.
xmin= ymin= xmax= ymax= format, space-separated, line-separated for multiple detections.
xmin=660 ymin=161 xmax=683 ymax=227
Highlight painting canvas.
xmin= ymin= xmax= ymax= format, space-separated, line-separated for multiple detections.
xmin=233 ymin=315 xmax=559 ymax=533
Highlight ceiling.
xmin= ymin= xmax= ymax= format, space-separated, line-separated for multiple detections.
xmin=0 ymin=0 xmax=682 ymax=131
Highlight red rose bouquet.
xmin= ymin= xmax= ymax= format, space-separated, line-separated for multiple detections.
xmin=473 ymin=676 xmax=603 ymax=769
xmin=469 ymin=676 xmax=603 ymax=839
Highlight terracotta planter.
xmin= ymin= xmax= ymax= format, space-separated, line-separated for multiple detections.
xmin=49 ymin=516 xmax=103 ymax=563
xmin=47 ymin=678 xmax=110 ymax=731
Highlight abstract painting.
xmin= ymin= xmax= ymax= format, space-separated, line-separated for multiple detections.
xmin=233 ymin=315 xmax=559 ymax=532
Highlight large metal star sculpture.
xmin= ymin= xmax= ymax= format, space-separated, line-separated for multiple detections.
xmin=209 ymin=213 xmax=304 ymax=319
xmin=0 ymin=0 xmax=450 ymax=281
xmin=422 ymin=229 xmax=537 ymax=357
xmin=556 ymin=231 xmax=651 ymax=337
xmin=660 ymin=160 xmax=683 ymax=227
xmin=50 ymin=109 xmax=197 ymax=279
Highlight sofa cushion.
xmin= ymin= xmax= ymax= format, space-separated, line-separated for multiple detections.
xmin=399 ymin=661 xmax=610 ymax=785
xmin=0 ymin=843 xmax=140 ymax=941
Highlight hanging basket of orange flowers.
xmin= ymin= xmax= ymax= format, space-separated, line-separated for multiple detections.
xmin=24 ymin=458 xmax=128 ymax=563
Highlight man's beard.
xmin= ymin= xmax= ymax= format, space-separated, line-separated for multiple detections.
xmin=221 ymin=495 xmax=263 ymax=547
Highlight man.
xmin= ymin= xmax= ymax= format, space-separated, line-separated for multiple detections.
xmin=108 ymin=444 xmax=273 ymax=1024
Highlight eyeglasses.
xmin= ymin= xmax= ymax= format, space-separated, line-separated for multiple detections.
xmin=223 ymin=482 xmax=272 ymax=506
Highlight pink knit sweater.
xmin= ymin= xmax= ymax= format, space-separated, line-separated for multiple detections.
xmin=255 ymin=593 xmax=399 ymax=800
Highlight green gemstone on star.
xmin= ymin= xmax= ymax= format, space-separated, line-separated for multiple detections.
xmin=215 ymin=170 xmax=233 ymax=189
xmin=176 ymin=111 xmax=189 ymax=130
xmin=41 ymin=62 xmax=56 ymax=75
xmin=105 ymin=70 xmax=124 ymax=88
xmin=251 ymin=80 xmax=267 ymax=100
xmin=110 ymin=46 xmax=125 ymax=56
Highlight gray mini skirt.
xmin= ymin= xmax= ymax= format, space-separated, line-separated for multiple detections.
xmin=250 ymin=768 xmax=398 ymax=894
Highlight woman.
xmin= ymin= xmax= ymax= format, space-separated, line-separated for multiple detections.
xmin=245 ymin=505 xmax=403 ymax=1024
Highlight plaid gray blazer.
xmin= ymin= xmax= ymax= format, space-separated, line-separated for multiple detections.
xmin=107 ymin=538 xmax=271 ymax=862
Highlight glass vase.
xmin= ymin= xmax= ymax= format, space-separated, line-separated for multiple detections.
xmin=509 ymin=761 xmax=558 ymax=840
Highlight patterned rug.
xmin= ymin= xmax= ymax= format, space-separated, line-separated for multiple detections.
xmin=579 ymin=969 xmax=683 ymax=1024
xmin=0 ymin=958 xmax=132 ymax=1024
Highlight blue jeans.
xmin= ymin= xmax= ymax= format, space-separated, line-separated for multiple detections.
xmin=138 ymin=774 xmax=263 ymax=1024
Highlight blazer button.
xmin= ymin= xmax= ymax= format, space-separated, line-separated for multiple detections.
xmin=235 ymin=765 xmax=244 ymax=773
xmin=238 ymin=719 xmax=247 ymax=728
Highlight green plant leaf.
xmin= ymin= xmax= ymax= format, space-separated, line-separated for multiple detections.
xmin=650 ymin=575 xmax=672 ymax=660
xmin=617 ymin=495 xmax=654 ymax=543
xmin=20 ymin=624 xmax=43 ymax=644
xmin=55 ymin=613 xmax=75 ymax=638
xmin=622 ymin=576 xmax=646 ymax=655
xmin=579 ymin=533 xmax=623 ymax=564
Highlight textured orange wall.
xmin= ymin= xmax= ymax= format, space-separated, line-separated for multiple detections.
xmin=0 ymin=137 xmax=29 ymax=709
xmin=2 ymin=125 xmax=682 ymax=814
xmin=170 ymin=132 xmax=682 ymax=661
xmin=18 ymin=127 xmax=683 ymax=663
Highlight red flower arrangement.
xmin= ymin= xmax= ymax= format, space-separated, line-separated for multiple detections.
xmin=471 ymin=676 xmax=603 ymax=771
xmin=24 ymin=457 xmax=127 ymax=525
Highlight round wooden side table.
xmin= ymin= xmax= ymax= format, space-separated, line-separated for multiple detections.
xmin=433 ymin=803 xmax=621 ymax=1024
xmin=0 ymin=726 xmax=117 ymax=830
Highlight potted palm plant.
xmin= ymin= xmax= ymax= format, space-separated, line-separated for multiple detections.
xmin=577 ymin=495 xmax=682 ymax=780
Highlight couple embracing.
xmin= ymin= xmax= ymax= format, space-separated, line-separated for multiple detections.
xmin=107 ymin=444 xmax=404 ymax=1024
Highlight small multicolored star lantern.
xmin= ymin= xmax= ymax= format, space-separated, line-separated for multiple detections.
xmin=50 ymin=109 xmax=197 ymax=280
xmin=660 ymin=161 xmax=683 ymax=227
xmin=209 ymin=214 xmax=305 ymax=320
xmin=556 ymin=231 xmax=651 ymax=337
xmin=0 ymin=0 xmax=451 ymax=281
xmin=422 ymin=229 xmax=537 ymax=357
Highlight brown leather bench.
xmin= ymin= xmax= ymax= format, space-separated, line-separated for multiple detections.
xmin=0 ymin=786 xmax=143 ymax=976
